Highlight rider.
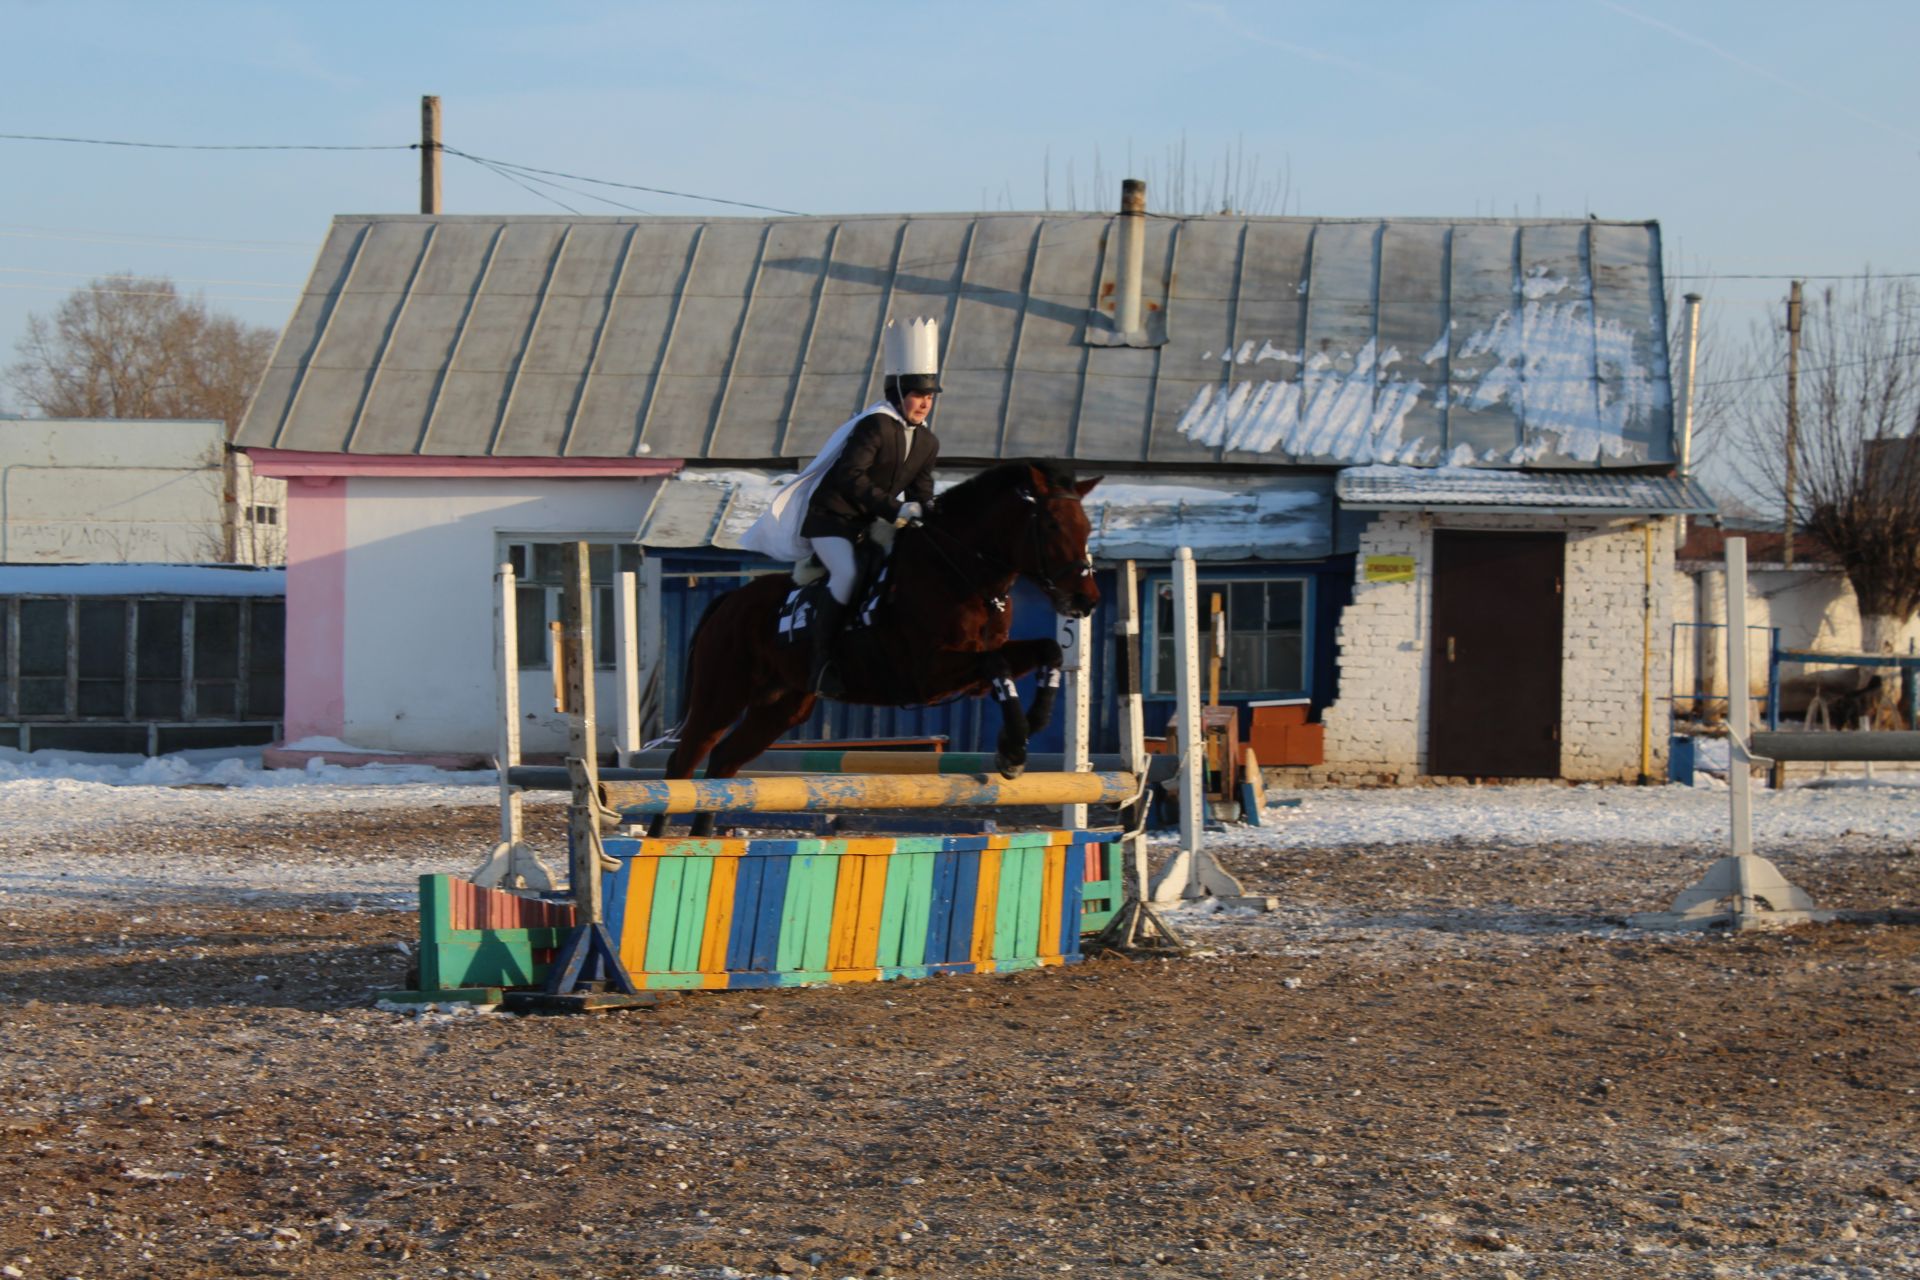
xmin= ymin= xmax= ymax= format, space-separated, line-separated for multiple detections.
xmin=798 ymin=317 xmax=942 ymax=693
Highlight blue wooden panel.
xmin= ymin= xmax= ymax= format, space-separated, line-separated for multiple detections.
xmin=943 ymin=850 xmax=980 ymax=964
xmin=1062 ymin=839 xmax=1087 ymax=955
xmin=725 ymin=855 xmax=766 ymax=972
xmin=745 ymin=853 xmax=792 ymax=972
xmin=601 ymin=855 xmax=633 ymax=951
xmin=923 ymin=850 xmax=961 ymax=964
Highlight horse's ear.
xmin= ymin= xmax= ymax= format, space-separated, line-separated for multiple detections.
xmin=1074 ymin=476 xmax=1103 ymax=497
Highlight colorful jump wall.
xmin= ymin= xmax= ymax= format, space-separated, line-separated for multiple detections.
xmin=408 ymin=829 xmax=1124 ymax=999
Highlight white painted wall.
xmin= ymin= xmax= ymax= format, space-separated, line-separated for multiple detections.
xmin=0 ymin=418 xmax=284 ymax=564
xmin=339 ymin=475 xmax=663 ymax=754
xmin=1316 ymin=512 xmax=1678 ymax=784
xmin=1671 ymin=560 xmax=1920 ymax=721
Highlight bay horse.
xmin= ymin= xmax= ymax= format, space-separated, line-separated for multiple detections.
xmin=655 ymin=460 xmax=1101 ymax=836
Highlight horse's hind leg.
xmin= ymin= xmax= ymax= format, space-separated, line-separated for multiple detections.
xmin=687 ymin=690 xmax=817 ymax=838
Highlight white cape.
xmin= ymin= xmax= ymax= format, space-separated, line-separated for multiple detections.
xmin=738 ymin=400 xmax=904 ymax=563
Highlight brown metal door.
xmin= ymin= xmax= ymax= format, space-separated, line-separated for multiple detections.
xmin=1428 ymin=530 xmax=1564 ymax=778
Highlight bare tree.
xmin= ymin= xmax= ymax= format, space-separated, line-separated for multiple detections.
xmin=6 ymin=274 xmax=276 ymax=438
xmin=1734 ymin=276 xmax=1920 ymax=695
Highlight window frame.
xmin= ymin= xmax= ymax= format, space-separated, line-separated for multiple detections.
xmin=498 ymin=537 xmax=645 ymax=671
xmin=1143 ymin=570 xmax=1313 ymax=700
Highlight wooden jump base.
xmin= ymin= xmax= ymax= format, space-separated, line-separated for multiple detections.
xmin=387 ymin=830 xmax=1125 ymax=1001
xmin=598 ymin=770 xmax=1139 ymax=819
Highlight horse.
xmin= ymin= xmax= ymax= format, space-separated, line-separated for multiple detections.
xmin=654 ymin=460 xmax=1102 ymax=836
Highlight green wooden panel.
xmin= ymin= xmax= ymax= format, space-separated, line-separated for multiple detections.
xmin=419 ymin=875 xmax=454 ymax=987
xmin=993 ymin=846 xmax=1035 ymax=962
xmin=874 ymin=850 xmax=912 ymax=969
xmin=898 ymin=852 xmax=934 ymax=969
xmin=777 ymin=853 xmax=838 ymax=972
xmin=669 ymin=856 xmax=715 ymax=972
xmin=1012 ymin=847 xmax=1042 ymax=960
xmin=645 ymin=858 xmax=687 ymax=973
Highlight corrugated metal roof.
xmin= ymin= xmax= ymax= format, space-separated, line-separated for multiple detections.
xmin=239 ymin=213 xmax=1674 ymax=470
xmin=636 ymin=470 xmax=1334 ymax=561
xmin=1336 ymin=465 xmax=1716 ymax=515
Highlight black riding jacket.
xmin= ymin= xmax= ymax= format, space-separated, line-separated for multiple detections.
xmin=800 ymin=411 xmax=938 ymax=541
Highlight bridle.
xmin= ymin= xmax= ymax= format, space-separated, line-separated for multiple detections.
xmin=916 ymin=486 xmax=1093 ymax=614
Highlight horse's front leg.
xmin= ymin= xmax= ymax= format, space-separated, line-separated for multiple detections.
xmin=976 ymin=637 xmax=1065 ymax=780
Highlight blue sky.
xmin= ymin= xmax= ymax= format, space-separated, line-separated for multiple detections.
xmin=4 ymin=0 xmax=1916 ymax=458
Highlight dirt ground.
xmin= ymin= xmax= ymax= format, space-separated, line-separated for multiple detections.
xmin=0 ymin=800 xmax=1916 ymax=1279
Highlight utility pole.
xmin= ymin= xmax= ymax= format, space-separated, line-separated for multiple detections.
xmin=1783 ymin=280 xmax=1803 ymax=566
xmin=420 ymin=94 xmax=442 ymax=215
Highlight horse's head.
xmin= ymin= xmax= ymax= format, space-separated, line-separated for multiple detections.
xmin=1012 ymin=462 xmax=1102 ymax=618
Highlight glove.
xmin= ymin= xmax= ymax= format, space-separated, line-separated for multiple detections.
xmin=896 ymin=501 xmax=924 ymax=525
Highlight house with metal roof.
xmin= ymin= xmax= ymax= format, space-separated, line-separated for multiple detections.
xmin=238 ymin=197 xmax=1714 ymax=781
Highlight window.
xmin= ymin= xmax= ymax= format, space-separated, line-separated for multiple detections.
xmin=3 ymin=596 xmax=280 ymax=724
xmin=248 ymin=505 xmax=280 ymax=525
xmin=1151 ymin=575 xmax=1308 ymax=696
xmin=502 ymin=540 xmax=644 ymax=670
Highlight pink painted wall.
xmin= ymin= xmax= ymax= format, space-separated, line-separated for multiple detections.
xmin=282 ymin=475 xmax=347 ymax=740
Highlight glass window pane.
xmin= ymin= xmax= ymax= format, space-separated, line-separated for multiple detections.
xmin=618 ymin=545 xmax=642 ymax=574
xmin=249 ymin=603 xmax=285 ymax=677
xmin=1226 ymin=634 xmax=1261 ymax=692
xmin=1155 ymin=583 xmax=1175 ymax=633
xmin=507 ymin=544 xmax=527 ymax=576
xmin=1269 ymin=580 xmax=1305 ymax=629
xmin=137 ymin=602 xmax=183 ymax=678
xmin=197 ymin=683 xmax=236 ymax=719
xmin=1266 ymin=634 xmax=1304 ymax=691
xmin=532 ymin=544 xmax=565 ymax=583
xmin=1230 ymin=581 xmax=1263 ymax=630
xmin=516 ymin=587 xmax=549 ymax=670
xmin=1154 ymin=638 xmax=1175 ymax=695
xmin=137 ymin=680 xmax=181 ymax=720
xmin=78 ymin=602 xmax=126 ymax=679
xmin=20 ymin=677 xmax=65 ymax=716
xmin=194 ymin=602 xmax=240 ymax=679
xmin=19 ymin=600 xmax=68 ymax=677
xmin=588 ymin=544 xmax=612 ymax=583
xmin=78 ymin=681 xmax=123 ymax=717
xmin=595 ymin=586 xmax=615 ymax=667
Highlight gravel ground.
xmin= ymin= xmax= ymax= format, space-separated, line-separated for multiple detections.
xmin=0 ymin=791 xmax=1915 ymax=1279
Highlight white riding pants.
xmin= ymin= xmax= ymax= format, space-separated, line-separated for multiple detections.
xmin=808 ymin=535 xmax=860 ymax=606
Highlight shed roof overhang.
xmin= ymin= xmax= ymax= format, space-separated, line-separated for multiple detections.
xmin=1335 ymin=466 xmax=1716 ymax=517
xmin=636 ymin=470 xmax=1334 ymax=562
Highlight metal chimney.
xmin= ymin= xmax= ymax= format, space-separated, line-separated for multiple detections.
xmin=1116 ymin=179 xmax=1146 ymax=338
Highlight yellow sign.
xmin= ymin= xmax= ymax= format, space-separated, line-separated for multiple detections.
xmin=1363 ymin=554 xmax=1415 ymax=583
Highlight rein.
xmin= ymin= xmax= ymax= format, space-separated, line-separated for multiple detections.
xmin=912 ymin=489 xmax=1087 ymax=610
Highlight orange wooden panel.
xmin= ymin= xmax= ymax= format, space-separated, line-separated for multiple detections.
xmin=850 ymin=853 xmax=890 ymax=970
xmin=969 ymin=847 xmax=1002 ymax=972
xmin=828 ymin=850 xmax=866 ymax=971
xmin=697 ymin=855 xmax=740 ymax=975
xmin=1038 ymin=845 xmax=1065 ymax=959
xmin=619 ymin=857 xmax=660 ymax=975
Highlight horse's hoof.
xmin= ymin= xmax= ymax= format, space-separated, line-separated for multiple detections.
xmin=996 ymin=754 xmax=1026 ymax=780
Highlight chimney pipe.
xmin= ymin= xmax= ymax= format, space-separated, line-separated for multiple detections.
xmin=1116 ymin=178 xmax=1146 ymax=338
xmin=1677 ymin=293 xmax=1702 ymax=480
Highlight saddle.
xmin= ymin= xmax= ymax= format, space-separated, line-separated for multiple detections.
xmin=777 ymin=519 xmax=898 ymax=649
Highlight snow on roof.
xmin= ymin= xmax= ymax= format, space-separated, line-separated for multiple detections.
xmin=635 ymin=469 xmax=1334 ymax=561
xmin=240 ymin=214 xmax=1673 ymax=471
xmin=0 ymin=564 xmax=285 ymax=597
xmin=1336 ymin=465 xmax=1716 ymax=515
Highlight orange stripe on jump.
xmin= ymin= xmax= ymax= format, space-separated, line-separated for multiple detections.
xmin=698 ymin=854 xmax=739 ymax=976
xmin=828 ymin=850 xmax=866 ymax=971
xmin=620 ymin=857 xmax=660 ymax=976
xmin=1039 ymin=845 xmax=1065 ymax=959
xmin=851 ymin=852 xmax=889 ymax=971
xmin=970 ymin=847 xmax=1002 ymax=972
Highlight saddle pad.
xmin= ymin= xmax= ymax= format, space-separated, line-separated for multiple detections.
xmin=775 ymin=583 xmax=824 ymax=648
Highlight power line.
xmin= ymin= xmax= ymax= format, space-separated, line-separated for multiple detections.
xmin=0 ymin=265 xmax=299 ymax=290
xmin=1699 ymin=344 xmax=1920 ymax=389
xmin=1672 ymin=272 xmax=1920 ymax=281
xmin=0 ymin=131 xmax=409 ymax=152
xmin=0 ymin=224 xmax=313 ymax=251
xmin=0 ymin=281 xmax=294 ymax=304
xmin=442 ymin=147 xmax=806 ymax=216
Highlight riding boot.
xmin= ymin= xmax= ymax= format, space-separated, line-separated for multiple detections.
xmin=808 ymin=596 xmax=848 ymax=697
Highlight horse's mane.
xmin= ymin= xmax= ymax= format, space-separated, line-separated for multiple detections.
xmin=931 ymin=459 xmax=1078 ymax=526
